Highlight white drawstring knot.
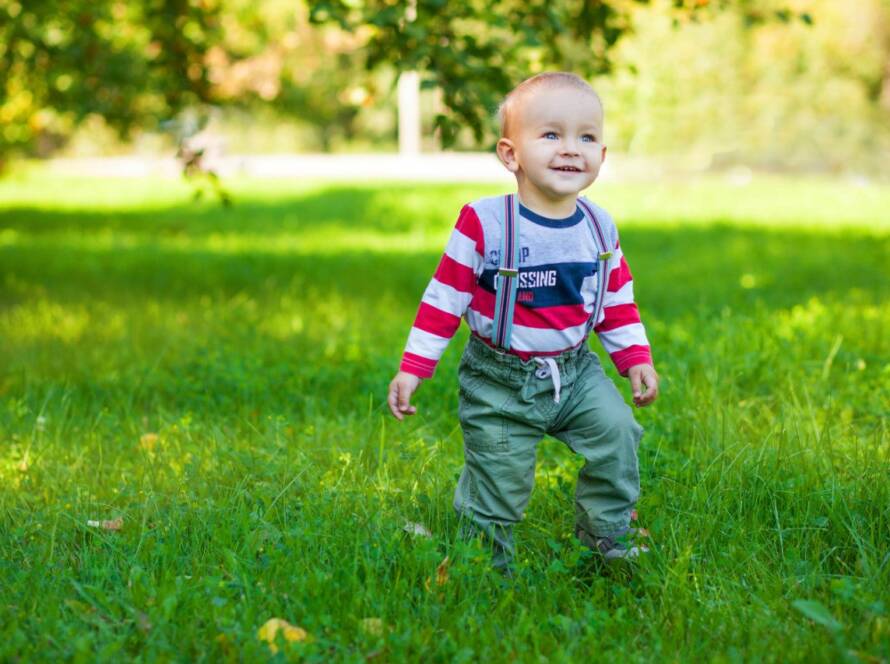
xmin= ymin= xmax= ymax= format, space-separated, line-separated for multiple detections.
xmin=533 ymin=357 xmax=561 ymax=403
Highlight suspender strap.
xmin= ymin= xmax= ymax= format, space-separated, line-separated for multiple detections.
xmin=492 ymin=196 xmax=609 ymax=351
xmin=577 ymin=199 xmax=612 ymax=336
xmin=491 ymin=193 xmax=521 ymax=350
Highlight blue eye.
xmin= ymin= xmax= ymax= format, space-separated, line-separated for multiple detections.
xmin=543 ymin=131 xmax=558 ymax=139
xmin=581 ymin=134 xmax=596 ymax=143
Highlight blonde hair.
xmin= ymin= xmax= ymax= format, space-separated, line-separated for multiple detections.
xmin=497 ymin=72 xmax=602 ymax=138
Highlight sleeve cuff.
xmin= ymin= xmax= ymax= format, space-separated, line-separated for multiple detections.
xmin=611 ymin=346 xmax=653 ymax=376
xmin=400 ymin=353 xmax=436 ymax=379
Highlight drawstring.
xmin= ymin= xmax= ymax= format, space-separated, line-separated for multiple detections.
xmin=534 ymin=357 xmax=561 ymax=403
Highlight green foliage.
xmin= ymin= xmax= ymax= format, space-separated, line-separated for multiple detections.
xmin=4 ymin=0 xmax=888 ymax=167
xmin=793 ymin=600 xmax=843 ymax=633
xmin=208 ymin=1 xmax=380 ymax=151
xmin=596 ymin=0 xmax=890 ymax=171
xmin=305 ymin=0 xmax=823 ymax=149
xmin=0 ymin=0 xmax=223 ymax=162
xmin=307 ymin=0 xmax=646 ymax=147
xmin=0 ymin=173 xmax=888 ymax=660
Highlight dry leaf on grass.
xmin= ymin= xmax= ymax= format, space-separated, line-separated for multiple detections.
xmin=257 ymin=618 xmax=309 ymax=653
xmin=424 ymin=556 xmax=450 ymax=591
xmin=402 ymin=522 xmax=432 ymax=538
xmin=360 ymin=617 xmax=386 ymax=637
xmin=435 ymin=556 xmax=450 ymax=586
xmin=87 ymin=517 xmax=123 ymax=531
xmin=139 ymin=433 xmax=159 ymax=452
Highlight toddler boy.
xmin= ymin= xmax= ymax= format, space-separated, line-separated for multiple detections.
xmin=387 ymin=72 xmax=659 ymax=571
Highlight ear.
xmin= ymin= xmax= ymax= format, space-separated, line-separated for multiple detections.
xmin=496 ymin=138 xmax=520 ymax=173
xmin=601 ymin=145 xmax=607 ymax=163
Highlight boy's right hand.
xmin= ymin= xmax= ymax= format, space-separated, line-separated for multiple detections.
xmin=387 ymin=371 xmax=423 ymax=420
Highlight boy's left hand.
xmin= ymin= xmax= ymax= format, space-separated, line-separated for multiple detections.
xmin=627 ymin=364 xmax=659 ymax=407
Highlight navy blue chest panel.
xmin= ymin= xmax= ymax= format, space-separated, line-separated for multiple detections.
xmin=480 ymin=261 xmax=598 ymax=308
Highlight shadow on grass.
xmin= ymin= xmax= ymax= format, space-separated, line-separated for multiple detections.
xmin=0 ymin=183 xmax=485 ymax=238
xmin=1 ymin=221 xmax=887 ymax=318
xmin=1 ymin=185 xmax=888 ymax=419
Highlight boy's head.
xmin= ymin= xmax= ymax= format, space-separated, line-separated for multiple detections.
xmin=496 ymin=72 xmax=606 ymax=204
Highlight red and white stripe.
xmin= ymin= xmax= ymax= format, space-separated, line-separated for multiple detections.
xmin=399 ymin=202 xmax=652 ymax=378
xmin=594 ymin=242 xmax=652 ymax=374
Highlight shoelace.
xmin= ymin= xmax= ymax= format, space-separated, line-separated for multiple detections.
xmin=533 ymin=356 xmax=561 ymax=403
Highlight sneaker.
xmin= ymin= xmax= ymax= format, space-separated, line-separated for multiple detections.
xmin=576 ymin=526 xmax=650 ymax=563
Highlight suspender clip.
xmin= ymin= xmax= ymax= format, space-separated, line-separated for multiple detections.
xmin=598 ymin=251 xmax=612 ymax=261
xmin=498 ymin=267 xmax=519 ymax=278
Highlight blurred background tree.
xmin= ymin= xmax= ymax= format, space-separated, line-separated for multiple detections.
xmin=0 ymin=0 xmax=223 ymax=168
xmin=1 ymin=0 xmax=888 ymax=173
xmin=597 ymin=0 xmax=890 ymax=172
xmin=204 ymin=0 xmax=379 ymax=151
xmin=307 ymin=0 xmax=648 ymax=148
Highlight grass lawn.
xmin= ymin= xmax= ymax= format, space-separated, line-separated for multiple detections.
xmin=0 ymin=171 xmax=888 ymax=662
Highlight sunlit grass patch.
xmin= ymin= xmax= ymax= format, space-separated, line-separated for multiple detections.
xmin=0 ymin=172 xmax=887 ymax=661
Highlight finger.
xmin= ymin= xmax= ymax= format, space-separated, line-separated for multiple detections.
xmin=387 ymin=385 xmax=404 ymax=420
xmin=397 ymin=383 xmax=412 ymax=412
xmin=638 ymin=377 xmax=658 ymax=406
xmin=629 ymin=370 xmax=642 ymax=399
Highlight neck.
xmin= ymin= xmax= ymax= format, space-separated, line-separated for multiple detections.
xmin=516 ymin=182 xmax=578 ymax=218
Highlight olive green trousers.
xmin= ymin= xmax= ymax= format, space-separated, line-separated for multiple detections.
xmin=454 ymin=335 xmax=644 ymax=570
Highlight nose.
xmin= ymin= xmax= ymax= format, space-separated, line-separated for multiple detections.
xmin=560 ymin=138 xmax=580 ymax=156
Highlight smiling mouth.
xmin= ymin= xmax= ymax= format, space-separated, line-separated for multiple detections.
xmin=552 ymin=166 xmax=583 ymax=172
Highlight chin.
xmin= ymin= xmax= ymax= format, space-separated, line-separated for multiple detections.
xmin=547 ymin=181 xmax=587 ymax=197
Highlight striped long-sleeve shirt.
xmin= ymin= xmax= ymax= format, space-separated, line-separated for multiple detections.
xmin=399 ymin=194 xmax=652 ymax=379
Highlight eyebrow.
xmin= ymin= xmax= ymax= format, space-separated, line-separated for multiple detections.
xmin=535 ymin=119 xmax=600 ymax=128
xmin=536 ymin=123 xmax=600 ymax=134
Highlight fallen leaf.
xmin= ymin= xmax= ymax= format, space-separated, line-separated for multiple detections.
xmin=402 ymin=522 xmax=432 ymax=538
xmin=140 ymin=433 xmax=159 ymax=451
xmin=257 ymin=617 xmax=309 ymax=653
xmin=87 ymin=517 xmax=123 ymax=531
xmin=424 ymin=556 xmax=450 ymax=590
xmin=360 ymin=617 xmax=386 ymax=637
xmin=435 ymin=556 xmax=450 ymax=586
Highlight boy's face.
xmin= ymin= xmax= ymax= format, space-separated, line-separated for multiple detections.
xmin=497 ymin=85 xmax=606 ymax=203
